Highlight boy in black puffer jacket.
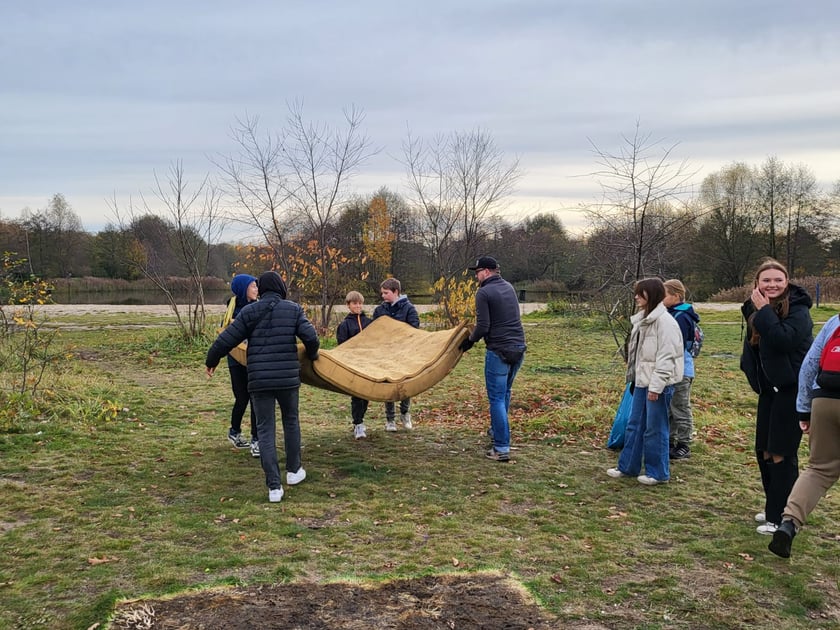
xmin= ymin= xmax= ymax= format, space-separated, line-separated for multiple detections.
xmin=373 ymin=277 xmax=420 ymax=431
xmin=336 ymin=291 xmax=373 ymax=439
xmin=206 ymin=271 xmax=319 ymax=504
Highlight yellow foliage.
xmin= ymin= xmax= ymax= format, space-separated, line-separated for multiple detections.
xmin=428 ymin=274 xmax=477 ymax=328
xmin=363 ymin=196 xmax=394 ymax=278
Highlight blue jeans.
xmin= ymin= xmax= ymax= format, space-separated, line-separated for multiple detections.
xmin=485 ymin=348 xmax=525 ymax=454
xmin=250 ymin=389 xmax=302 ymax=490
xmin=618 ymin=385 xmax=673 ymax=481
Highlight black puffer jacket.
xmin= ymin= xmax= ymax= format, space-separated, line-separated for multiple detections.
xmin=206 ymin=290 xmax=320 ymax=391
xmin=740 ymin=284 xmax=813 ymax=394
xmin=336 ymin=311 xmax=372 ymax=344
xmin=373 ymin=295 xmax=420 ymax=328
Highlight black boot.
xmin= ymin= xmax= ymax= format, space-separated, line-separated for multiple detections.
xmin=765 ymin=458 xmax=799 ymax=525
xmin=769 ymin=519 xmax=797 ymax=558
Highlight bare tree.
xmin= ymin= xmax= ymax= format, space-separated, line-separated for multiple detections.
xmin=755 ymin=155 xmax=789 ymax=259
xmin=583 ymin=123 xmax=698 ymax=355
xmin=584 ymin=123 xmax=698 ymax=284
xmin=783 ymin=163 xmax=829 ymax=274
xmin=216 ymin=115 xmax=297 ymax=279
xmin=110 ymin=162 xmax=224 ymax=339
xmin=219 ymin=104 xmax=375 ymax=328
xmin=20 ymin=194 xmax=87 ymax=277
xmin=280 ymin=102 xmax=376 ymax=327
xmin=696 ymin=162 xmax=765 ymax=288
xmin=402 ymin=127 xmax=520 ymax=303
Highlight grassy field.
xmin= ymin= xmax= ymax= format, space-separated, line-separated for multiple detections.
xmin=1 ymin=305 xmax=839 ymax=629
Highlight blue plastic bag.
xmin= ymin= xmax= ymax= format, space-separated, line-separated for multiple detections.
xmin=607 ymin=383 xmax=633 ymax=450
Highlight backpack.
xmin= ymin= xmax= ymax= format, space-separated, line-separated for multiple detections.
xmin=816 ymin=317 xmax=840 ymax=390
xmin=688 ymin=324 xmax=704 ymax=358
xmin=675 ymin=308 xmax=703 ymax=358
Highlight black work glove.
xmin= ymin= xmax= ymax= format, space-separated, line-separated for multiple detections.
xmin=459 ymin=338 xmax=474 ymax=352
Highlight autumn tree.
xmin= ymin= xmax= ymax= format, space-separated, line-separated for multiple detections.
xmin=362 ymin=194 xmax=393 ymax=286
xmin=92 ymin=224 xmax=141 ymax=279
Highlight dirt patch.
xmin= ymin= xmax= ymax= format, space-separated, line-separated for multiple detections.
xmin=109 ymin=572 xmax=603 ymax=629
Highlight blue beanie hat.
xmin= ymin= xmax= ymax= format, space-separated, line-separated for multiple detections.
xmin=230 ymin=274 xmax=256 ymax=302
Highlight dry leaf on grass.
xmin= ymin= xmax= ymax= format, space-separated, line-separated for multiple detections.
xmin=88 ymin=556 xmax=119 ymax=565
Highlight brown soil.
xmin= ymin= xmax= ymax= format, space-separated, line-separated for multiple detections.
xmin=109 ymin=572 xmax=606 ymax=629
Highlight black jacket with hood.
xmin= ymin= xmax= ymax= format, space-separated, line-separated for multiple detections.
xmin=740 ymin=284 xmax=813 ymax=394
xmin=206 ymin=272 xmax=319 ymax=392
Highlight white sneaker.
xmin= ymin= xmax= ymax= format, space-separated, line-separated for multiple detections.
xmin=268 ymin=487 xmax=284 ymax=503
xmin=250 ymin=439 xmax=260 ymax=458
xmin=287 ymin=467 xmax=306 ymax=486
xmin=606 ymin=468 xmax=628 ymax=478
xmin=754 ymin=512 xmax=766 ymax=523
xmin=637 ymin=475 xmax=666 ymax=486
xmin=354 ymin=423 xmax=367 ymax=439
xmin=385 ymin=421 xmax=397 ymax=432
xmin=401 ymin=412 xmax=413 ymax=430
xmin=757 ymin=522 xmax=779 ymax=535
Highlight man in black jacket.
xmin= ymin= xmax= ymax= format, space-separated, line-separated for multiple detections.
xmin=206 ymin=271 xmax=320 ymax=503
xmin=459 ymin=256 xmax=526 ymax=462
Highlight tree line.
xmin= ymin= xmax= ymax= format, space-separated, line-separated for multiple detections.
xmin=3 ymin=113 xmax=839 ymax=325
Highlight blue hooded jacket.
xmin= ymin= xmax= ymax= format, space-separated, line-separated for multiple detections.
xmin=668 ymin=302 xmax=700 ymax=378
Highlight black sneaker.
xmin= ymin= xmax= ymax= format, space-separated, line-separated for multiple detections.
xmin=670 ymin=443 xmax=690 ymax=460
xmin=768 ymin=520 xmax=796 ymax=558
xmin=228 ymin=431 xmax=249 ymax=448
xmin=486 ymin=448 xmax=510 ymax=462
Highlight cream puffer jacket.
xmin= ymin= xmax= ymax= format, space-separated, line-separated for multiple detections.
xmin=625 ymin=302 xmax=685 ymax=394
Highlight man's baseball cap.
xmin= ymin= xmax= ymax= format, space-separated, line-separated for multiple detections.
xmin=468 ymin=256 xmax=499 ymax=270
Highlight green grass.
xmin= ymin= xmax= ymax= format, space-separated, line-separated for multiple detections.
xmin=0 ymin=306 xmax=838 ymax=629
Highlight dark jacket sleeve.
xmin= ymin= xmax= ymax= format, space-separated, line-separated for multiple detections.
xmin=336 ymin=319 xmax=349 ymax=344
xmin=297 ymin=308 xmax=320 ymax=360
xmin=206 ymin=315 xmax=249 ymax=368
xmin=405 ymin=303 xmax=420 ymax=329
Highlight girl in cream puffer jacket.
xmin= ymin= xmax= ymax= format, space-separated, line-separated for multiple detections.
xmin=626 ymin=303 xmax=685 ymax=394
xmin=609 ymin=279 xmax=684 ymax=485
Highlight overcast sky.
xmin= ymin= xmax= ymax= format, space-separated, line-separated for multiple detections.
xmin=2 ymin=0 xmax=839 ymax=237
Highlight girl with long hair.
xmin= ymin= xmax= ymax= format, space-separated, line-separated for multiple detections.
xmin=607 ymin=278 xmax=684 ymax=485
xmin=740 ymin=258 xmax=813 ymax=535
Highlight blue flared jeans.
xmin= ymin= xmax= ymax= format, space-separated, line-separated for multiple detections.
xmin=618 ymin=385 xmax=673 ymax=481
xmin=485 ymin=348 xmax=525 ymax=454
